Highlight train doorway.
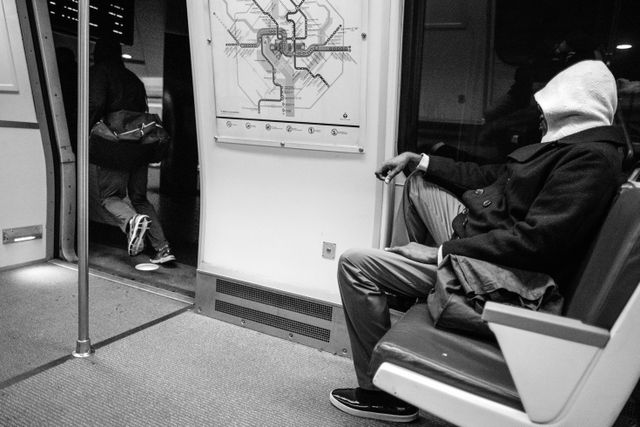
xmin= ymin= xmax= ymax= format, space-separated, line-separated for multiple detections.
xmin=50 ymin=0 xmax=199 ymax=296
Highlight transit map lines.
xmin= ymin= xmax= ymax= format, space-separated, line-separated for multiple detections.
xmin=211 ymin=0 xmax=364 ymax=149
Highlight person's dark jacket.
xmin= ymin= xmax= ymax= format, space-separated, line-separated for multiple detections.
xmin=89 ymin=60 xmax=147 ymax=127
xmin=425 ymin=126 xmax=626 ymax=286
xmin=89 ymin=59 xmax=155 ymax=169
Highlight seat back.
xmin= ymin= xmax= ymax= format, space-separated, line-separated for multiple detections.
xmin=614 ymin=110 xmax=637 ymax=173
xmin=565 ymin=188 xmax=640 ymax=328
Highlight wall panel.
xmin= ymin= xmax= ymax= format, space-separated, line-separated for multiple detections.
xmin=188 ymin=1 xmax=403 ymax=304
xmin=0 ymin=0 xmax=36 ymax=122
xmin=0 ymin=0 xmax=50 ymax=269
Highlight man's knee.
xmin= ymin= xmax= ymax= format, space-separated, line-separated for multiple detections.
xmin=338 ymin=249 xmax=361 ymax=286
xmin=337 ymin=248 xmax=386 ymax=291
xmin=338 ymin=247 xmax=379 ymax=271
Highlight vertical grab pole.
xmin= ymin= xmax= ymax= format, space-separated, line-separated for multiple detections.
xmin=73 ymin=0 xmax=92 ymax=358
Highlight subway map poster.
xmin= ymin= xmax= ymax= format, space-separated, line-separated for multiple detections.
xmin=210 ymin=0 xmax=366 ymax=151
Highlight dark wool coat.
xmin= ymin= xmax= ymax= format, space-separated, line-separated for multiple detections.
xmin=89 ymin=61 xmax=147 ymax=128
xmin=424 ymin=126 xmax=627 ymax=286
xmin=88 ymin=61 xmax=155 ymax=170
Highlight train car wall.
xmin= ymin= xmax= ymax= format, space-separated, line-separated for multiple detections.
xmin=0 ymin=0 xmax=50 ymax=269
xmin=188 ymin=0 xmax=403 ymax=306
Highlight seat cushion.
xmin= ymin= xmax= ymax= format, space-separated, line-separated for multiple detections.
xmin=370 ymin=303 xmax=523 ymax=410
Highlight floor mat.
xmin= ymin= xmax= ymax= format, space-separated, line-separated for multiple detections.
xmin=0 ymin=311 xmax=453 ymax=426
xmin=0 ymin=262 xmax=190 ymax=384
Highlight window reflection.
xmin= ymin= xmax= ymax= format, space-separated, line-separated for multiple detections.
xmin=403 ymin=0 xmax=639 ymax=162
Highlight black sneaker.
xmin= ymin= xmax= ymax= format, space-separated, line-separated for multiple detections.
xmin=150 ymin=245 xmax=176 ymax=264
xmin=330 ymin=387 xmax=419 ymax=423
xmin=127 ymin=214 xmax=151 ymax=256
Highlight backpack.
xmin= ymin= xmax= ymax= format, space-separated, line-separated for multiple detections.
xmin=89 ymin=110 xmax=170 ymax=170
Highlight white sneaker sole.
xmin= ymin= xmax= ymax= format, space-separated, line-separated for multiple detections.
xmin=329 ymin=392 xmax=419 ymax=423
xmin=128 ymin=216 xmax=150 ymax=256
xmin=150 ymin=253 xmax=176 ymax=264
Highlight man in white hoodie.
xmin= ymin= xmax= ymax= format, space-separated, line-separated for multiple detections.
xmin=330 ymin=60 xmax=628 ymax=422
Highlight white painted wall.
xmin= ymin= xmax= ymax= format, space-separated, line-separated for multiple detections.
xmin=188 ymin=1 xmax=404 ymax=304
xmin=0 ymin=0 xmax=36 ymax=123
xmin=0 ymin=129 xmax=48 ymax=267
xmin=0 ymin=0 xmax=48 ymax=268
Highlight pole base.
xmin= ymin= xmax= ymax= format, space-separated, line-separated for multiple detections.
xmin=73 ymin=339 xmax=93 ymax=358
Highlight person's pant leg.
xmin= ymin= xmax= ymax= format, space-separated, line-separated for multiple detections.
xmin=127 ymin=164 xmax=169 ymax=250
xmin=391 ymin=172 xmax=466 ymax=246
xmin=97 ymin=166 xmax=136 ymax=232
xmin=338 ymin=247 xmax=437 ymax=390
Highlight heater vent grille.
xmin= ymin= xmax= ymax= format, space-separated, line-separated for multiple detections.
xmin=215 ymin=300 xmax=331 ymax=342
xmin=217 ymin=279 xmax=333 ymax=321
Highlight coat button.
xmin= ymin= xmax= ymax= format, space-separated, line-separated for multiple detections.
xmin=474 ymin=189 xmax=484 ymax=195
xmin=482 ymin=200 xmax=492 ymax=207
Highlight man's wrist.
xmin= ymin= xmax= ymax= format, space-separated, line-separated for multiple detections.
xmin=416 ymin=153 xmax=430 ymax=173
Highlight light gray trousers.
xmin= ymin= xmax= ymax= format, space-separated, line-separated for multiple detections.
xmin=96 ymin=165 xmax=169 ymax=251
xmin=337 ymin=173 xmax=465 ymax=389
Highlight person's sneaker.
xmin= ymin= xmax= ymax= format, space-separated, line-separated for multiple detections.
xmin=330 ymin=387 xmax=419 ymax=422
xmin=150 ymin=245 xmax=176 ymax=264
xmin=127 ymin=214 xmax=151 ymax=256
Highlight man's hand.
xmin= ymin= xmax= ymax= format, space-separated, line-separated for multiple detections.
xmin=385 ymin=242 xmax=438 ymax=264
xmin=374 ymin=152 xmax=422 ymax=184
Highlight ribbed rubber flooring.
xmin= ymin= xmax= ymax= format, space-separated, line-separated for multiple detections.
xmin=0 ymin=311 xmax=452 ymax=426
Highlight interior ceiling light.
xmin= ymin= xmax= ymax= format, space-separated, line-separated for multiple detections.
xmin=121 ymin=53 xmax=132 ymax=59
xmin=616 ymin=44 xmax=633 ymax=50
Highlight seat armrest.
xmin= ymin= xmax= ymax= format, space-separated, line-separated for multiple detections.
xmin=481 ymin=302 xmax=610 ymax=347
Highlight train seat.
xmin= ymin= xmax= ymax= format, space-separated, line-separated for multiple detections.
xmin=371 ymin=187 xmax=640 ymax=427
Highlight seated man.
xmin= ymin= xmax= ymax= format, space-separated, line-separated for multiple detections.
xmin=330 ymin=60 xmax=628 ymax=422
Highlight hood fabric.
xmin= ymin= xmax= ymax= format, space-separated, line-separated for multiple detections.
xmin=534 ymin=60 xmax=617 ymax=143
